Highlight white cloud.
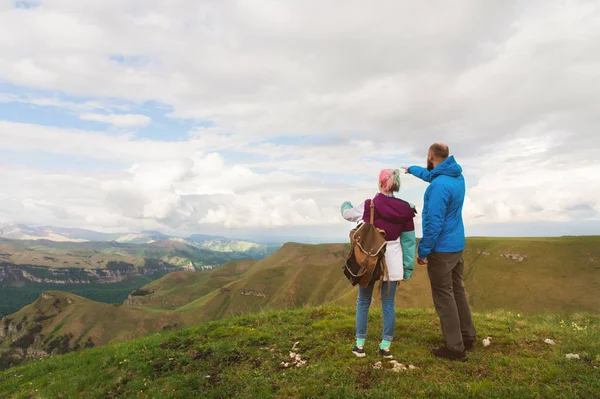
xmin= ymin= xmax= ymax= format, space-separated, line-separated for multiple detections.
xmin=0 ymin=0 xmax=598 ymax=237
xmin=79 ymin=113 xmax=150 ymax=127
xmin=200 ymin=194 xmax=339 ymax=228
xmin=0 ymin=121 xmax=234 ymax=162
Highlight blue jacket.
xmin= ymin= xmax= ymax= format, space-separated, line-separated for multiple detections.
xmin=408 ymin=156 xmax=466 ymax=258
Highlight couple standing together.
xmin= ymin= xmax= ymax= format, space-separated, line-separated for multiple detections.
xmin=341 ymin=143 xmax=476 ymax=362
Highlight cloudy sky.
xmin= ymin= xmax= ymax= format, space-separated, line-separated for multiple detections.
xmin=0 ymin=0 xmax=599 ymax=242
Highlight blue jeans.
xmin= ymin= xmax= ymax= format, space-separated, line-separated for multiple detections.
xmin=355 ymin=281 xmax=398 ymax=341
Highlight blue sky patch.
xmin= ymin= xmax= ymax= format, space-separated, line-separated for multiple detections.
xmin=0 ymin=85 xmax=215 ymax=141
xmin=14 ymin=1 xmax=39 ymax=9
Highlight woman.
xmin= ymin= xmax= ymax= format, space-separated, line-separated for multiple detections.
xmin=341 ymin=169 xmax=417 ymax=358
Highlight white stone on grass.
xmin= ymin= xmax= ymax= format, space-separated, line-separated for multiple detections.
xmin=373 ymin=360 xmax=418 ymax=372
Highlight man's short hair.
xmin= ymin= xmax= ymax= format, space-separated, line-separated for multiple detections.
xmin=429 ymin=143 xmax=449 ymax=160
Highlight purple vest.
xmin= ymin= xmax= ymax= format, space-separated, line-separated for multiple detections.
xmin=362 ymin=194 xmax=416 ymax=241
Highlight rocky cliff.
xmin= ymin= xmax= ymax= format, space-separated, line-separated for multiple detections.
xmin=0 ymin=259 xmax=180 ymax=285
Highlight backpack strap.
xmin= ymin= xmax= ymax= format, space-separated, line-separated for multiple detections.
xmin=344 ymin=255 xmax=369 ymax=278
xmin=378 ymin=257 xmax=392 ymax=300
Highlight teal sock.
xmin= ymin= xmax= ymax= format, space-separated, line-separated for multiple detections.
xmin=356 ymin=338 xmax=365 ymax=348
xmin=380 ymin=340 xmax=391 ymax=350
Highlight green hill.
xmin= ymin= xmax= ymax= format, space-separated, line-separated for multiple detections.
xmin=1 ymin=306 xmax=598 ymax=398
xmin=124 ymin=259 xmax=258 ymax=310
xmin=0 ymin=276 xmax=157 ymax=321
xmin=0 ymin=291 xmax=184 ymax=369
xmin=129 ymin=241 xmax=435 ymax=321
xmin=459 ymin=236 xmax=600 ymax=312
xmin=131 ymin=236 xmax=600 ymax=318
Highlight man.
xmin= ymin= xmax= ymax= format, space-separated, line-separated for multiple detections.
xmin=403 ymin=143 xmax=476 ymax=362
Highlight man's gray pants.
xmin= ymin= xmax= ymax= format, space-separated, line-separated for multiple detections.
xmin=427 ymin=251 xmax=476 ymax=352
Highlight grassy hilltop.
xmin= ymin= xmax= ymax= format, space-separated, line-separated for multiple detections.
xmin=1 ymin=306 xmax=599 ymax=398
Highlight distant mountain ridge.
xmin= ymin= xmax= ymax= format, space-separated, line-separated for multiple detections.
xmin=0 ymin=224 xmax=108 ymax=242
xmin=0 ymin=223 xmax=280 ymax=255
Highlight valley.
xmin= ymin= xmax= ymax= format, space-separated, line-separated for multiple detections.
xmin=0 ymin=229 xmax=280 ymax=319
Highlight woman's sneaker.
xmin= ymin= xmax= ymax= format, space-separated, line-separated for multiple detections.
xmin=352 ymin=345 xmax=366 ymax=358
xmin=379 ymin=348 xmax=393 ymax=359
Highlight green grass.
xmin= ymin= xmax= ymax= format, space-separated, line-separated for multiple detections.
xmin=1 ymin=306 xmax=599 ymax=398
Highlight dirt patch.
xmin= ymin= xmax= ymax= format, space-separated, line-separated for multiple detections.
xmin=159 ymin=336 xmax=194 ymax=351
xmin=465 ymin=364 xmax=493 ymax=379
xmin=205 ymin=369 xmax=223 ymax=386
xmin=222 ymin=351 xmax=249 ymax=366
xmin=191 ymin=349 xmax=214 ymax=361
xmin=151 ymin=359 xmax=178 ymax=375
xmin=355 ymin=368 xmax=375 ymax=390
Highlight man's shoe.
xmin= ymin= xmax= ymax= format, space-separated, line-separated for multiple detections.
xmin=352 ymin=345 xmax=366 ymax=358
xmin=430 ymin=346 xmax=467 ymax=362
xmin=464 ymin=340 xmax=474 ymax=351
xmin=443 ymin=339 xmax=474 ymax=351
xmin=379 ymin=348 xmax=393 ymax=359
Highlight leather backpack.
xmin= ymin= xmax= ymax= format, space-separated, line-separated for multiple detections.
xmin=342 ymin=198 xmax=391 ymax=299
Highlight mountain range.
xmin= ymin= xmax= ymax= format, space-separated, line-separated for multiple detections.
xmin=0 ymin=223 xmax=278 ymax=252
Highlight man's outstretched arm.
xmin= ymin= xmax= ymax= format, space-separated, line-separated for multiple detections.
xmin=404 ymin=166 xmax=433 ymax=183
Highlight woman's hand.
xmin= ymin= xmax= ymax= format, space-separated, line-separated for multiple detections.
xmin=340 ymin=201 xmax=353 ymax=215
